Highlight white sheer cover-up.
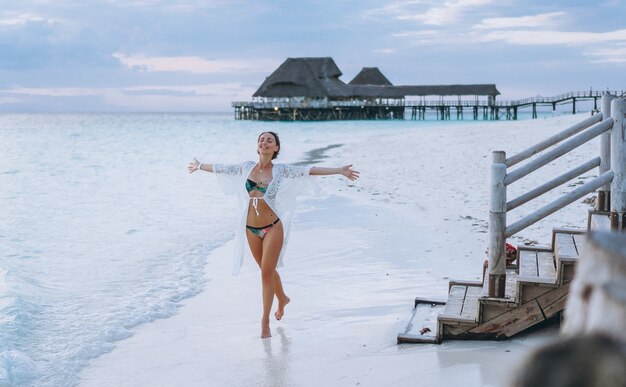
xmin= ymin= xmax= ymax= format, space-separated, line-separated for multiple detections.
xmin=214 ymin=161 xmax=320 ymax=274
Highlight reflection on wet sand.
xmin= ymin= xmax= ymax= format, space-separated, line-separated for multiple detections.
xmin=262 ymin=327 xmax=292 ymax=387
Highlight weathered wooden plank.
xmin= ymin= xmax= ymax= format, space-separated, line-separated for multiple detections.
xmin=444 ymin=323 xmax=475 ymax=337
xmin=443 ymin=285 xmax=466 ymax=317
xmin=590 ymin=212 xmax=611 ymax=231
xmin=505 ymin=268 xmax=518 ymax=301
xmin=398 ymin=301 xmax=446 ymax=344
xmin=460 ymin=286 xmax=482 ymax=322
xmin=536 ymin=285 xmax=570 ymax=319
xmin=572 ymin=234 xmax=586 ymax=256
xmin=541 ymin=292 xmax=569 ymax=319
xmin=552 ymin=227 xmax=586 ymax=235
xmin=516 ymin=276 xmax=557 ymax=285
xmin=518 ymin=282 xmax=553 ymax=304
xmin=480 ymin=303 xmax=516 ymax=322
xmin=561 ymin=264 xmax=577 ymax=283
xmin=469 ymin=299 xmax=545 ymax=339
xmin=537 ymin=251 xmax=556 ymax=280
xmin=555 ymin=232 xmax=578 ymax=259
xmin=536 ymin=283 xmax=570 ymax=310
xmin=449 ymin=279 xmax=483 ymax=289
xmin=516 ymin=245 xmax=553 ymax=252
xmin=519 ymin=250 xmax=538 ymax=277
xmin=482 ymin=266 xmax=489 ymax=296
xmin=438 ymin=314 xmax=477 ymax=324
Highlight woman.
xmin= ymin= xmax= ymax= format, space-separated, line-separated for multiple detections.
xmin=188 ymin=132 xmax=359 ymax=338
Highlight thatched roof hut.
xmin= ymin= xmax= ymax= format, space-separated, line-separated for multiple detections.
xmin=349 ymin=67 xmax=393 ymax=86
xmin=253 ymin=57 xmax=350 ymax=98
xmin=253 ymin=57 xmax=500 ymax=100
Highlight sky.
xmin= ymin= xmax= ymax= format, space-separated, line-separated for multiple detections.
xmin=0 ymin=0 xmax=625 ymax=112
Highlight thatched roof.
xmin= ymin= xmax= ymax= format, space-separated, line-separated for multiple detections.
xmin=253 ymin=58 xmax=500 ymax=98
xmin=253 ymin=57 xmax=351 ymax=98
xmin=346 ymin=84 xmax=500 ymax=98
xmin=395 ymin=84 xmax=501 ymax=96
xmin=347 ymin=85 xmax=400 ymax=98
xmin=349 ymin=67 xmax=393 ymax=86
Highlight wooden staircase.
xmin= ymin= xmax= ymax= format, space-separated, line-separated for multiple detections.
xmin=398 ymin=211 xmax=612 ymax=344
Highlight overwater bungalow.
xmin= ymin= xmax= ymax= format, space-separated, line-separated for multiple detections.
xmin=232 ymin=57 xmax=500 ymax=121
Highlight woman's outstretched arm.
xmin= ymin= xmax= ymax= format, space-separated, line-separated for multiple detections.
xmin=309 ymin=165 xmax=360 ymax=181
xmin=188 ymin=157 xmax=214 ymax=173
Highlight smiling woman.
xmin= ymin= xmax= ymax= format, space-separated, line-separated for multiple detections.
xmin=188 ymin=131 xmax=359 ymax=338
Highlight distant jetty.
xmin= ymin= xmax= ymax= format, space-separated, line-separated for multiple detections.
xmin=231 ymin=57 xmax=621 ymax=121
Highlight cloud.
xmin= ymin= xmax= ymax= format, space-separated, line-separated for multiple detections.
xmin=372 ymin=48 xmax=398 ymax=54
xmin=0 ymin=83 xmax=250 ymax=98
xmin=0 ymin=12 xmax=53 ymax=26
xmin=585 ymin=45 xmax=626 ymax=63
xmin=398 ymin=0 xmax=494 ymax=25
xmin=113 ymin=54 xmax=278 ymax=74
xmin=363 ymin=0 xmax=497 ymax=26
xmin=0 ymin=82 xmax=255 ymax=111
xmin=473 ymin=12 xmax=566 ymax=30
xmin=0 ymin=96 xmax=22 ymax=104
xmin=479 ymin=28 xmax=626 ymax=45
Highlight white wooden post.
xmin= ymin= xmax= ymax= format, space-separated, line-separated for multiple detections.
xmin=489 ymin=151 xmax=507 ymax=297
xmin=610 ymin=98 xmax=626 ymax=230
xmin=598 ymin=94 xmax=615 ymax=211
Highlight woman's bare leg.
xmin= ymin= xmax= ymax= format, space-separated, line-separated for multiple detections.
xmin=273 ymin=271 xmax=290 ymax=321
xmin=246 ymin=231 xmax=289 ymax=307
xmin=259 ymin=223 xmax=284 ymax=338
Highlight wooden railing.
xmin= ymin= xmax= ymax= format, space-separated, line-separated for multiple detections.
xmin=232 ymin=91 xmax=625 ymax=110
xmin=487 ymin=95 xmax=626 ymax=297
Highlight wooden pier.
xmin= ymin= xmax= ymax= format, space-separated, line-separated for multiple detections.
xmin=233 ymin=90 xmax=624 ymax=121
xmin=234 ymin=103 xmax=405 ymax=121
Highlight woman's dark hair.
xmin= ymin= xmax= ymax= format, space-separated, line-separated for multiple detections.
xmin=258 ymin=131 xmax=280 ymax=160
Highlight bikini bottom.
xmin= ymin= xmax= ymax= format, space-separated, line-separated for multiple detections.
xmin=246 ymin=218 xmax=280 ymax=239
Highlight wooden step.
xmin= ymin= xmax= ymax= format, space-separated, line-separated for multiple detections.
xmin=438 ymin=284 xmax=482 ymax=339
xmin=478 ymin=267 xmax=519 ymax=322
xmin=465 ymin=285 xmax=570 ymax=340
xmin=438 ymin=284 xmax=482 ymax=324
xmin=517 ymin=246 xmax=558 ymax=303
xmin=553 ymin=228 xmax=586 ymax=284
xmin=588 ymin=211 xmax=611 ymax=231
xmin=397 ymin=298 xmax=446 ymax=344
xmin=481 ymin=266 xmax=518 ymax=301
xmin=518 ymin=247 xmax=555 ymax=279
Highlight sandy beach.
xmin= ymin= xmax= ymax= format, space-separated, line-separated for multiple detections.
xmin=79 ymin=114 xmax=597 ymax=387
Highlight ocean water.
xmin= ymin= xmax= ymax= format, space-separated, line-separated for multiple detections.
xmin=0 ymin=112 xmax=414 ymax=386
xmin=0 ymin=110 xmax=578 ymax=386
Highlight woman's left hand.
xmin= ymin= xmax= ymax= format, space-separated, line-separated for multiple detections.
xmin=341 ymin=164 xmax=360 ymax=181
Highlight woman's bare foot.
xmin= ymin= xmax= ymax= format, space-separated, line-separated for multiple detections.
xmin=261 ymin=319 xmax=271 ymax=339
xmin=274 ymin=296 xmax=290 ymax=321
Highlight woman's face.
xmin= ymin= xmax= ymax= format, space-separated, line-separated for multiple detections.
xmin=258 ymin=133 xmax=279 ymax=158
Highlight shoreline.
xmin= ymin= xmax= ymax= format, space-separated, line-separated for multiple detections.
xmin=79 ymin=114 xmax=597 ymax=386
xmin=79 ymin=184 xmax=558 ymax=387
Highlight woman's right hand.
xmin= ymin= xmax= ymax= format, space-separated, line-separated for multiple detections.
xmin=188 ymin=158 xmax=200 ymax=173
